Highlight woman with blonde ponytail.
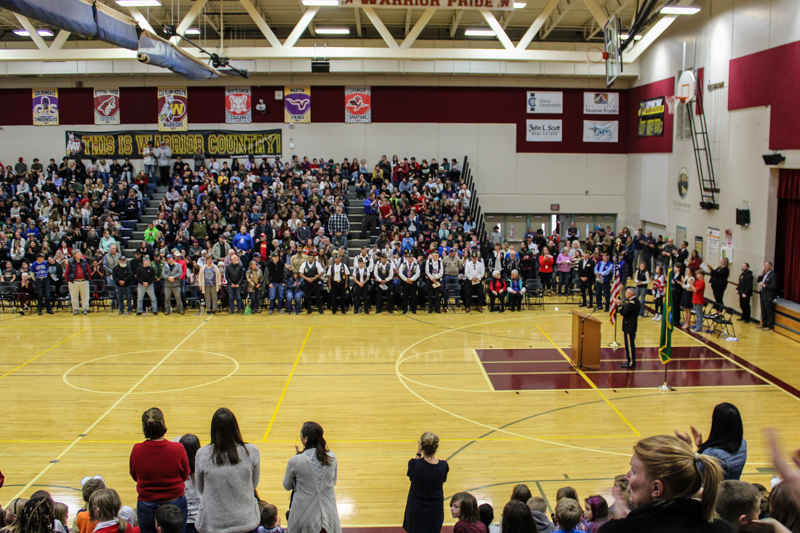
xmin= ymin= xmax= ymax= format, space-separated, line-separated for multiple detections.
xmin=598 ymin=435 xmax=727 ymax=533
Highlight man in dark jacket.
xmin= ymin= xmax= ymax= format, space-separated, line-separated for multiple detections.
xmin=225 ymin=255 xmax=245 ymax=313
xmin=617 ymin=286 xmax=640 ymax=368
xmin=578 ymin=251 xmax=596 ymax=308
xmin=757 ymin=262 xmax=778 ymax=331
xmin=265 ymin=251 xmax=286 ymax=314
xmin=136 ymin=256 xmax=157 ymax=315
xmin=113 ymin=256 xmax=134 ymax=315
xmin=735 ymin=263 xmax=754 ymax=323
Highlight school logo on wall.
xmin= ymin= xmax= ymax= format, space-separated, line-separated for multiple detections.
xmin=284 ymin=86 xmax=311 ymax=124
xmin=225 ymin=87 xmax=252 ymax=124
xmin=583 ymin=120 xmax=619 ymax=142
xmin=345 ymin=87 xmax=371 ymax=124
xmin=678 ymin=168 xmax=689 ymax=199
xmin=526 ymin=91 xmax=563 ymax=114
xmin=158 ymin=87 xmax=188 ymax=132
xmin=32 ymin=89 xmax=59 ymax=126
xmin=583 ymin=92 xmax=619 ymax=114
xmin=65 ymin=131 xmax=83 ymax=156
xmin=94 ymin=88 xmax=121 ymax=125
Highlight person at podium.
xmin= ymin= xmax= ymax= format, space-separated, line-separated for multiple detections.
xmin=616 ymin=286 xmax=640 ymax=369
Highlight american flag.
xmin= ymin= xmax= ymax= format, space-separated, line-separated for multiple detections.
xmin=609 ymin=258 xmax=621 ymax=325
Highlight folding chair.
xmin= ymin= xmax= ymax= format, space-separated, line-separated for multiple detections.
xmin=525 ymin=278 xmax=544 ymax=309
xmin=566 ymin=277 xmax=582 ymax=303
xmin=445 ymin=283 xmax=462 ymax=312
xmin=0 ymin=286 xmax=17 ymax=312
xmin=715 ymin=307 xmax=738 ymax=338
xmin=185 ymin=286 xmax=203 ymax=310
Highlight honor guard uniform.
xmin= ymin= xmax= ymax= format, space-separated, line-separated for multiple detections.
xmin=399 ymin=250 xmax=421 ymax=314
xmin=373 ymin=252 xmax=395 ymax=314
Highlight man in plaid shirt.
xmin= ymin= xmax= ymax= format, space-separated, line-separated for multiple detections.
xmin=327 ymin=205 xmax=350 ymax=250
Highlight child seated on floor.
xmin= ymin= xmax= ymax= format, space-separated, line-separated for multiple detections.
xmin=257 ymin=502 xmax=286 ymax=533
xmin=554 ymin=499 xmax=583 ymax=533
xmin=715 ymin=480 xmax=761 ymax=533
xmin=155 ymin=504 xmax=183 ymax=533
xmin=74 ymin=477 xmax=106 ymax=533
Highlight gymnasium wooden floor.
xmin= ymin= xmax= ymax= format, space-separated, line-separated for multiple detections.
xmin=1 ymin=298 xmax=799 ymax=527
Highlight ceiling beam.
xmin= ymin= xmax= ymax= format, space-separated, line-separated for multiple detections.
xmin=0 ymin=45 xmax=610 ymax=63
xmin=14 ymin=14 xmax=47 ymax=50
xmin=405 ymin=8 xmax=412 ymax=36
xmin=50 ymin=30 xmax=70 ymax=51
xmin=541 ymin=0 xmax=577 ymax=40
xmin=400 ymin=8 xmax=435 ymax=49
xmin=238 ymin=0 xmax=282 ymax=48
xmin=516 ymin=0 xmax=560 ymax=50
xmin=450 ymin=9 xmax=464 ymax=38
xmin=355 ymin=7 xmax=362 ymax=38
xmin=129 ymin=7 xmax=156 ymax=35
xmin=170 ymin=0 xmax=208 ymax=44
xmin=362 ymin=7 xmax=398 ymax=49
xmin=502 ymin=10 xmax=516 ymax=30
xmin=480 ymin=9 xmax=514 ymax=50
xmin=284 ymin=6 xmax=319 ymax=48
xmin=582 ymin=0 xmax=609 ymax=28
xmin=585 ymin=0 xmax=636 ymax=40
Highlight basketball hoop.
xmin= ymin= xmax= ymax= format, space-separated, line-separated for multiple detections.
xmin=587 ymin=46 xmax=607 ymax=64
xmin=665 ymin=95 xmax=688 ymax=115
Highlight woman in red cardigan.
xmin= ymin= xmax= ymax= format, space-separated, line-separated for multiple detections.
xmin=488 ymin=271 xmax=508 ymax=313
xmin=538 ymin=247 xmax=555 ymax=295
xmin=129 ymin=408 xmax=190 ymax=533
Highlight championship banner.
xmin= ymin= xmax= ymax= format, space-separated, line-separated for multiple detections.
xmin=638 ymin=96 xmax=665 ymax=137
xmin=158 ymin=87 xmax=188 ymax=132
xmin=583 ymin=91 xmax=619 ymax=114
xmin=284 ymin=87 xmax=311 ymax=124
xmin=345 ymin=87 xmax=372 ymax=124
xmin=225 ymin=87 xmax=252 ymax=124
xmin=65 ymin=129 xmax=282 ymax=160
xmin=338 ymin=0 xmax=513 ymax=10
xmin=94 ymin=89 xmax=121 ymax=125
xmin=526 ymin=120 xmax=562 ymax=142
xmin=583 ymin=120 xmax=619 ymax=143
xmin=32 ymin=89 xmax=59 ymax=126
xmin=526 ymin=91 xmax=563 ymax=114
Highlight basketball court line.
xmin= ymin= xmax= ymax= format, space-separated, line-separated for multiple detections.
xmin=534 ymin=325 xmax=640 ymax=436
xmin=262 ymin=323 xmax=314 ymax=442
xmin=0 ymin=317 xmax=108 ymax=381
xmin=473 ymin=349 xmax=495 ymax=391
xmin=3 ymin=315 xmax=213 ymax=507
xmin=395 ymin=316 xmax=638 ymax=457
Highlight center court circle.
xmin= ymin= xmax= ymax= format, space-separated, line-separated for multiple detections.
xmin=63 ymin=350 xmax=239 ymax=395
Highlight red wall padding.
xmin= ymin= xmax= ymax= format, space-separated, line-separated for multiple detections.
xmin=627 ymin=77 xmax=674 ymax=154
xmin=729 ymin=40 xmax=800 ymax=150
xmin=0 ymin=84 xmax=637 ymax=154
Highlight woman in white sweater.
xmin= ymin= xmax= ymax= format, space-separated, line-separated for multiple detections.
xmin=195 ymin=408 xmax=260 ymax=533
xmin=283 ymin=422 xmax=341 ymax=533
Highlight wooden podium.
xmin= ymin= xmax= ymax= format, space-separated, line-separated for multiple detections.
xmin=570 ymin=310 xmax=602 ymax=369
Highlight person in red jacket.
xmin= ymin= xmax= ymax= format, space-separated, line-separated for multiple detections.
xmin=691 ymin=270 xmax=707 ymax=333
xmin=488 ymin=270 xmax=508 ymax=313
xmin=130 ymin=408 xmax=190 ymax=533
xmin=89 ymin=488 xmax=140 ymax=533
xmin=538 ymin=247 xmax=555 ymax=295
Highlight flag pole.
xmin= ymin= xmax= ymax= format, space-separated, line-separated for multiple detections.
xmin=658 ymin=363 xmax=672 ymax=392
xmin=609 ymin=247 xmax=620 ymax=348
xmin=658 ymin=265 xmax=674 ymax=392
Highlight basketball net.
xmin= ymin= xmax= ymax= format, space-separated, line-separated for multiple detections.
xmin=666 ymin=95 xmax=688 ymax=115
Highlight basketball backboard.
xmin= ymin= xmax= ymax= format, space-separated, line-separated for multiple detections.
xmin=604 ymin=16 xmax=622 ymax=87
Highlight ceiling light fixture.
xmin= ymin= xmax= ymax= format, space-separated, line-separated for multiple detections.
xmin=659 ymin=6 xmax=700 ymax=14
xmin=14 ymin=29 xmax=54 ymax=37
xmin=315 ymin=27 xmax=350 ymax=34
xmin=513 ymin=2 xmax=527 ymax=7
xmin=116 ymin=0 xmax=162 ymax=7
xmin=301 ymin=0 xmax=339 ymax=5
xmin=620 ymin=33 xmax=643 ymax=40
xmin=465 ymin=28 xmax=496 ymax=36
xmin=185 ymin=28 xmax=201 ymax=35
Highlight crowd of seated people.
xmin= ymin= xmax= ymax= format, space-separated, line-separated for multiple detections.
xmin=2 ymin=402 xmax=798 ymax=533
xmin=0 ymin=154 xmax=149 ymax=315
xmin=0 ymin=150 xmax=773 ymax=328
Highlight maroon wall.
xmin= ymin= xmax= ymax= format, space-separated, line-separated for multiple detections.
xmin=627 ymin=77 xmax=674 ymax=154
xmin=729 ymin=40 xmax=800 ymax=150
xmin=1 ymin=85 xmax=633 ymax=154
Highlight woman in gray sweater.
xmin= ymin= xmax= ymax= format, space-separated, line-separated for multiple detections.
xmin=283 ymin=422 xmax=341 ymax=533
xmin=196 ymin=408 xmax=261 ymax=533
